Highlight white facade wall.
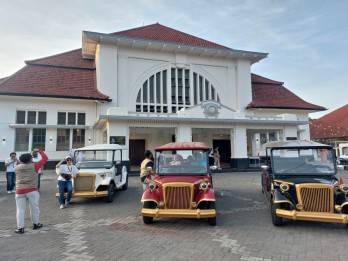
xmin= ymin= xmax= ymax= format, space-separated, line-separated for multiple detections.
xmin=95 ymin=45 xmax=251 ymax=116
xmin=0 ymin=96 xmax=96 ymax=160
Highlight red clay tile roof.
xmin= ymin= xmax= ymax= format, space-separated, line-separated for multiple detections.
xmin=26 ymin=49 xmax=95 ymax=69
xmin=310 ymin=104 xmax=348 ymax=139
xmin=111 ymin=23 xmax=230 ymax=50
xmin=248 ymin=74 xmax=326 ymax=111
xmin=0 ymin=49 xmax=109 ymax=100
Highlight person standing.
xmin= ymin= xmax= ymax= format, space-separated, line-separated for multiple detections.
xmin=208 ymin=148 xmax=214 ymax=166
xmin=140 ymin=150 xmax=155 ymax=190
xmin=56 ymin=156 xmax=79 ymax=209
xmin=5 ymin=152 xmax=19 ymax=194
xmin=213 ymin=146 xmax=221 ymax=169
xmin=32 ymin=150 xmax=43 ymax=191
xmin=14 ymin=149 xmax=48 ymax=234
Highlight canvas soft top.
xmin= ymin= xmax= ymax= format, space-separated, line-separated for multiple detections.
xmin=154 ymin=142 xmax=209 ymax=151
xmin=261 ymin=140 xmax=332 ymax=150
xmin=75 ymin=144 xmax=127 ymax=151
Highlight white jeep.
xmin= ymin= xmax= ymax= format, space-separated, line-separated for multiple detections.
xmin=56 ymin=144 xmax=128 ymax=202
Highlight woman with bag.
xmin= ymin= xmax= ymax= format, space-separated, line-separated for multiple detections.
xmin=56 ymin=156 xmax=79 ymax=209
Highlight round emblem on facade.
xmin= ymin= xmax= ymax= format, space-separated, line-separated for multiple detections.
xmin=203 ymin=103 xmax=219 ymax=117
xmin=208 ymin=105 xmax=217 ymax=114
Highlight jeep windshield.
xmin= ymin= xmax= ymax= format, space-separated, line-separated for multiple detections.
xmin=155 ymin=150 xmax=209 ymax=175
xmin=271 ymin=148 xmax=335 ymax=175
xmin=74 ymin=150 xmax=115 ymax=169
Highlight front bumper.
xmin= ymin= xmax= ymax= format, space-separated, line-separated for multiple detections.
xmin=276 ymin=209 xmax=348 ymax=224
xmin=142 ymin=208 xmax=216 ymax=219
xmin=56 ymin=191 xmax=108 ymax=199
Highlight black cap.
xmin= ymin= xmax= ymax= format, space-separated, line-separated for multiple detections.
xmin=144 ymin=150 xmax=152 ymax=158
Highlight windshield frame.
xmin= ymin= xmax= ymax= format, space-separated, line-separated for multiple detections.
xmin=270 ymin=147 xmax=336 ymax=176
xmin=74 ymin=149 xmax=121 ymax=169
xmin=155 ymin=149 xmax=210 ymax=176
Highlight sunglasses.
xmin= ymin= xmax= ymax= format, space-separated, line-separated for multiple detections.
xmin=66 ymin=159 xmax=72 ymax=161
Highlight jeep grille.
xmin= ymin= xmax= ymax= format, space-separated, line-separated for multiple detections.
xmin=296 ymin=184 xmax=334 ymax=212
xmin=74 ymin=175 xmax=94 ymax=192
xmin=164 ymin=185 xmax=192 ymax=209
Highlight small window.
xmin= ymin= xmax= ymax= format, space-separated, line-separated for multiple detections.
xmin=38 ymin=112 xmax=47 ymax=124
xmin=58 ymin=112 xmax=66 ymax=125
xmin=27 ymin=111 xmax=36 ymax=124
xmin=77 ymin=113 xmax=86 ymax=125
xmin=68 ymin=113 xmax=76 ymax=125
xmin=16 ymin=111 xmax=26 ymax=124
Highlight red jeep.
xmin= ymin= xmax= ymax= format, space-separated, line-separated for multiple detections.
xmin=141 ymin=142 xmax=217 ymax=225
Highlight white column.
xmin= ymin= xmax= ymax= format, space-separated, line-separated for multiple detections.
xmin=175 ymin=126 xmax=192 ymax=142
xmin=231 ymin=126 xmax=247 ymax=158
xmin=252 ymin=133 xmax=261 ymax=156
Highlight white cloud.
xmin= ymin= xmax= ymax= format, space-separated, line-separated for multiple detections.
xmin=0 ymin=0 xmax=347 ymax=120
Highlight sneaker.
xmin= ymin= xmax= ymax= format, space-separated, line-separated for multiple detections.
xmin=12 ymin=190 xmax=16 ymax=193
xmin=15 ymin=228 xmax=25 ymax=234
xmin=65 ymin=200 xmax=69 ymax=208
xmin=60 ymin=204 xmax=65 ymax=209
xmin=7 ymin=191 xmax=11 ymax=194
xmin=33 ymin=223 xmax=43 ymax=230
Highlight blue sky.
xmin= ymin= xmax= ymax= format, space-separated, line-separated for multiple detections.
xmin=1 ymin=0 xmax=347 ymax=119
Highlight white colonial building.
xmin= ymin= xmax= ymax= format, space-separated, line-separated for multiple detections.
xmin=0 ymin=23 xmax=325 ymax=169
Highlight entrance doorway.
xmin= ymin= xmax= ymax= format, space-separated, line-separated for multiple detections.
xmin=212 ymin=140 xmax=231 ymax=164
xmin=129 ymin=139 xmax=145 ymax=166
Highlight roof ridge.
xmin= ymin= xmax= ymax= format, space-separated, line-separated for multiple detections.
xmin=24 ymin=63 xmax=95 ymax=71
xmin=25 ymin=48 xmax=82 ymax=64
xmin=110 ymin=23 xmax=231 ymax=50
xmin=251 ymin=73 xmax=284 ymax=85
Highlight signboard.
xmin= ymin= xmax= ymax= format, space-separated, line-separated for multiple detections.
xmin=110 ymin=136 xmax=126 ymax=145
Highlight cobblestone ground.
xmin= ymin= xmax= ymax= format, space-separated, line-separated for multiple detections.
xmin=0 ymin=170 xmax=347 ymax=261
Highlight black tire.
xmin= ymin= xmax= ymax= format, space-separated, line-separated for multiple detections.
xmin=271 ymin=201 xmax=283 ymax=226
xmin=106 ymin=183 xmax=115 ymax=203
xmin=207 ymin=201 xmax=217 ymax=226
xmin=122 ymin=175 xmax=128 ymax=190
xmin=143 ymin=201 xmax=155 ymax=224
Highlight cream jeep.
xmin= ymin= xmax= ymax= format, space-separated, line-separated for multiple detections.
xmin=56 ymin=144 xmax=128 ymax=203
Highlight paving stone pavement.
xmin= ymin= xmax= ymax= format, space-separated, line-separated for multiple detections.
xmin=0 ymin=170 xmax=348 ymax=261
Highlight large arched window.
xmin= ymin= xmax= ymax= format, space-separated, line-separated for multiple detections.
xmin=136 ymin=68 xmax=220 ymax=113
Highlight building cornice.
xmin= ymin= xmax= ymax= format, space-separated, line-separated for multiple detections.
xmin=94 ymin=114 xmax=308 ymax=129
xmin=82 ymin=31 xmax=268 ymax=64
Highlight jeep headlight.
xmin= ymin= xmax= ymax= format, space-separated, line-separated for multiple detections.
xmin=199 ymin=182 xmax=209 ymax=190
xmin=100 ymin=173 xmax=107 ymax=178
xmin=280 ymin=183 xmax=289 ymax=192
xmin=149 ymin=182 xmax=156 ymax=191
xmin=340 ymin=184 xmax=348 ymax=193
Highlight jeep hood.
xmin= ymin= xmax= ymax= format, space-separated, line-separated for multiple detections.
xmin=78 ymin=168 xmax=113 ymax=174
xmin=276 ymin=176 xmax=337 ymax=185
xmin=155 ymin=175 xmax=209 ymax=184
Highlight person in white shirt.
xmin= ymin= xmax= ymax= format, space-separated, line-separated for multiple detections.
xmin=32 ymin=150 xmax=43 ymax=191
xmin=4 ymin=152 xmax=19 ymax=193
xmin=56 ymin=156 xmax=79 ymax=209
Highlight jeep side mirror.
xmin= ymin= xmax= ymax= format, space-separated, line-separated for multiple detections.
xmin=261 ymin=165 xmax=269 ymax=171
xmin=337 ymin=165 xmax=344 ymax=170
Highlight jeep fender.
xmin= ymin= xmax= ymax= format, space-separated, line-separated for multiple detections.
xmin=196 ymin=188 xmax=215 ymax=205
xmin=99 ymin=177 xmax=113 ymax=186
xmin=141 ymin=189 xmax=160 ymax=204
xmin=272 ymin=189 xmax=294 ymax=207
